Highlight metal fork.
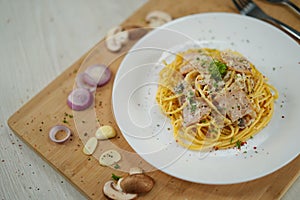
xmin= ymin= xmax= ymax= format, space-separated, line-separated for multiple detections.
xmin=232 ymin=0 xmax=300 ymax=40
xmin=266 ymin=0 xmax=300 ymax=15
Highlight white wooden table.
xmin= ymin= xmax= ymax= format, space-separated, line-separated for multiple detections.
xmin=0 ymin=0 xmax=299 ymax=199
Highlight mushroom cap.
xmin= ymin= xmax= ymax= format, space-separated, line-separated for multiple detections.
xmin=120 ymin=174 xmax=155 ymax=194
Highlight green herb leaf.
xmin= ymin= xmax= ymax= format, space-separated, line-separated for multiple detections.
xmin=188 ymin=90 xmax=194 ymax=97
xmin=208 ymin=60 xmax=227 ymax=81
xmin=190 ymin=104 xmax=197 ymax=113
xmin=113 ymin=163 xmax=120 ymax=169
xmin=174 ymin=83 xmax=184 ymax=94
xmin=236 ymin=140 xmax=242 ymax=149
xmin=111 ymin=173 xmax=122 ymax=181
xmin=215 ymin=61 xmax=227 ymax=77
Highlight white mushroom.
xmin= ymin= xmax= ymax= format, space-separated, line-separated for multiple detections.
xmin=148 ymin=19 xmax=167 ymax=28
xmin=99 ymin=149 xmax=121 ymax=166
xmin=123 ymin=25 xmax=148 ymax=40
xmin=129 ymin=167 xmax=144 ymax=175
xmin=105 ymin=26 xmax=129 ymax=52
xmin=95 ymin=125 xmax=117 ymax=140
xmin=82 ymin=137 xmax=97 ymax=155
xmin=103 ymin=180 xmax=137 ymax=200
xmin=145 ymin=10 xmax=172 ymax=28
xmin=105 ymin=37 xmax=122 ymax=52
xmin=106 ymin=26 xmax=123 ymax=37
xmin=115 ymin=177 xmax=124 ymax=191
xmin=114 ymin=31 xmax=129 ymax=45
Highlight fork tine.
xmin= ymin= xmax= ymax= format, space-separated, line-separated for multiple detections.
xmin=232 ymin=0 xmax=242 ymax=11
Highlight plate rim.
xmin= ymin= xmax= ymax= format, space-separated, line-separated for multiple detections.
xmin=112 ymin=12 xmax=300 ymax=184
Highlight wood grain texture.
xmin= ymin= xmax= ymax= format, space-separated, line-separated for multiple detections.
xmin=7 ymin=0 xmax=300 ymax=199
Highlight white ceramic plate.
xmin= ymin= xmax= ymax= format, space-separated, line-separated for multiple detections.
xmin=112 ymin=13 xmax=300 ymax=184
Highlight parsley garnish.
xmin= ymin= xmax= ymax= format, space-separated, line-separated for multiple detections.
xmin=236 ymin=140 xmax=242 ymax=149
xmin=113 ymin=163 xmax=120 ymax=169
xmin=174 ymin=83 xmax=184 ymax=94
xmin=190 ymin=104 xmax=197 ymax=113
xmin=208 ymin=60 xmax=227 ymax=81
xmin=188 ymin=90 xmax=194 ymax=97
xmin=111 ymin=173 xmax=122 ymax=181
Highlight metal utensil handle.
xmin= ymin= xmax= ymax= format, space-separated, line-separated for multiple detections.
xmin=285 ymin=1 xmax=300 ymax=15
xmin=268 ymin=17 xmax=300 ymax=40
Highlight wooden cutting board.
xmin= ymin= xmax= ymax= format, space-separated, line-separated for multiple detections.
xmin=8 ymin=0 xmax=300 ymax=199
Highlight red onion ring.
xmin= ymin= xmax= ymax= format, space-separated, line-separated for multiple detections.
xmin=67 ymin=88 xmax=93 ymax=111
xmin=85 ymin=64 xmax=111 ymax=86
xmin=49 ymin=125 xmax=71 ymax=143
xmin=76 ymin=72 xmax=97 ymax=92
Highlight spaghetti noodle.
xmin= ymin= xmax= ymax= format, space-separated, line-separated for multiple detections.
xmin=156 ymin=48 xmax=278 ymax=150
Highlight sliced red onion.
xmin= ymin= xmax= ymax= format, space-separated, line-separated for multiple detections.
xmin=49 ymin=125 xmax=71 ymax=143
xmin=85 ymin=64 xmax=112 ymax=86
xmin=67 ymin=88 xmax=93 ymax=111
xmin=76 ymin=72 xmax=97 ymax=92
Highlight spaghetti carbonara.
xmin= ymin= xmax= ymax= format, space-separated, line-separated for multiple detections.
xmin=156 ymin=48 xmax=278 ymax=150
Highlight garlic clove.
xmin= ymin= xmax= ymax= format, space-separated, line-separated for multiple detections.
xmin=95 ymin=125 xmax=117 ymax=140
xmin=83 ymin=137 xmax=98 ymax=155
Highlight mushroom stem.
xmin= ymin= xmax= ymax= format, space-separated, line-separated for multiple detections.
xmin=103 ymin=181 xmax=137 ymax=200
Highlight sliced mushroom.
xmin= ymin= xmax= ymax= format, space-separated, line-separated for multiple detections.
xmin=105 ymin=38 xmax=121 ymax=52
xmin=82 ymin=137 xmax=97 ymax=155
xmin=120 ymin=174 xmax=155 ymax=194
xmin=95 ymin=125 xmax=117 ymax=140
xmin=123 ymin=25 xmax=148 ymax=40
xmin=145 ymin=10 xmax=172 ymax=28
xmin=114 ymin=31 xmax=129 ymax=45
xmin=105 ymin=26 xmax=129 ymax=52
xmin=99 ymin=149 xmax=121 ymax=166
xmin=107 ymin=26 xmax=122 ymax=37
xmin=129 ymin=167 xmax=144 ymax=175
xmin=103 ymin=180 xmax=137 ymax=200
xmin=148 ymin=19 xmax=167 ymax=28
xmin=115 ymin=177 xmax=124 ymax=191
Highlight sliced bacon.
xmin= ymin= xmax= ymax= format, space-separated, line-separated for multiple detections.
xmin=220 ymin=50 xmax=252 ymax=74
xmin=213 ymin=83 xmax=255 ymax=122
xmin=180 ymin=64 xmax=195 ymax=75
xmin=181 ymin=52 xmax=213 ymax=73
xmin=183 ymin=96 xmax=210 ymax=127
